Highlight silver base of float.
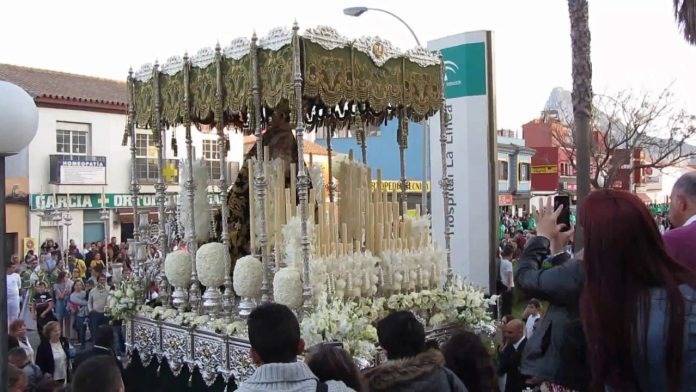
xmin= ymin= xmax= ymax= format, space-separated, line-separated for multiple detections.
xmin=125 ymin=315 xmax=457 ymax=387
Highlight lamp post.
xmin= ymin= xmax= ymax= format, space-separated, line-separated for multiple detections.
xmin=0 ymin=81 xmax=39 ymax=390
xmin=344 ymin=6 xmax=430 ymax=214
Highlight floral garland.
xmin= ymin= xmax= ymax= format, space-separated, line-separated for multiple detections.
xmin=107 ymin=278 xmax=142 ymax=321
xmin=138 ymin=305 xmax=247 ymax=337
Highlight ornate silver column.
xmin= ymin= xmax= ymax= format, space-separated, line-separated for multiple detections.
xmin=437 ymin=56 xmax=453 ymax=287
xmin=183 ymin=53 xmax=201 ymax=312
xmin=398 ymin=114 xmax=409 ymax=211
xmin=152 ymin=61 xmax=171 ymax=307
xmin=250 ymin=33 xmax=271 ymax=303
xmin=292 ymin=22 xmax=313 ymax=313
xmin=127 ymin=69 xmax=142 ymax=278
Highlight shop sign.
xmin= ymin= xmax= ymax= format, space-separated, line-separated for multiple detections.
xmin=531 ymin=164 xmax=557 ymax=174
xmin=370 ymin=180 xmax=431 ymax=193
xmin=498 ymin=194 xmax=513 ymax=206
xmin=30 ymin=193 xmax=223 ymax=210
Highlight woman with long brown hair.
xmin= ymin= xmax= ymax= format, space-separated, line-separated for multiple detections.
xmin=577 ymin=190 xmax=696 ymax=391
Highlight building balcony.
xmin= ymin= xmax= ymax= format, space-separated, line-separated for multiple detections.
xmin=49 ymin=155 xmax=107 ymax=185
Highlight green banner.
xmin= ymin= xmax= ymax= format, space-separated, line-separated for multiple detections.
xmin=30 ymin=193 xmax=222 ymax=210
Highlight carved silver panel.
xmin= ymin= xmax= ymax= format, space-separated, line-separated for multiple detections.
xmin=259 ymin=26 xmax=293 ymax=51
xmin=161 ymin=325 xmax=190 ymax=376
xmin=162 ymin=55 xmax=184 ymax=75
xmin=223 ymin=37 xmax=251 ymax=60
xmin=353 ymin=36 xmax=402 ymax=67
xmin=405 ymin=47 xmax=440 ymax=67
xmin=134 ymin=63 xmax=154 ymax=82
xmin=303 ymin=25 xmax=350 ymax=50
xmin=133 ymin=320 xmax=159 ymax=367
xmin=193 ymin=332 xmax=227 ymax=386
xmin=192 ymin=47 xmax=216 ymax=68
xmin=228 ymin=341 xmax=255 ymax=381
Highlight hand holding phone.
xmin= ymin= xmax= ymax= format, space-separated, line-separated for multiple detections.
xmin=553 ymin=195 xmax=571 ymax=232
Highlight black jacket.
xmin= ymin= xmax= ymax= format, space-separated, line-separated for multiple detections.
xmin=36 ymin=337 xmax=70 ymax=380
xmin=498 ymin=338 xmax=527 ymax=392
xmin=73 ymin=345 xmax=124 ymax=375
xmin=514 ymin=236 xmax=589 ymax=390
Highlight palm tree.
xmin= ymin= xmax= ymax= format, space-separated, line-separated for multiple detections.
xmin=568 ymin=0 xmax=592 ymax=244
xmin=674 ymin=0 xmax=696 ymax=44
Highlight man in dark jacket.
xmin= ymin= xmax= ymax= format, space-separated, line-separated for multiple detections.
xmin=497 ymin=319 xmax=527 ymax=392
xmin=514 ymin=198 xmax=589 ymax=390
xmin=73 ymin=325 xmax=123 ymax=375
xmin=364 ymin=311 xmax=467 ymax=392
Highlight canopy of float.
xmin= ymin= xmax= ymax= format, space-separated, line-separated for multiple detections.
xmin=128 ymin=25 xmax=443 ymax=140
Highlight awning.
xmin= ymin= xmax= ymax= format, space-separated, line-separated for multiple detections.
xmin=636 ymin=192 xmax=652 ymax=204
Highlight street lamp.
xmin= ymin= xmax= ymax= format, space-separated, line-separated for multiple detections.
xmin=343 ymin=6 xmax=430 ymax=214
xmin=0 ymin=81 xmax=39 ymax=389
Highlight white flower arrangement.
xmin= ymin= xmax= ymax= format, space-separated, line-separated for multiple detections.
xmin=273 ymin=267 xmax=303 ymax=309
xmin=281 ymin=216 xmax=315 ymax=270
xmin=178 ymin=158 xmax=211 ymax=242
xmin=405 ymin=214 xmax=431 ymax=243
xmin=233 ymin=255 xmax=263 ymax=298
xmin=106 ymin=278 xmax=141 ymax=321
xmin=196 ymin=242 xmax=227 ymax=287
xmin=164 ymin=250 xmax=192 ymax=288
xmin=301 ymin=294 xmax=379 ymax=362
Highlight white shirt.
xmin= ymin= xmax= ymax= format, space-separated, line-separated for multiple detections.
xmin=499 ymin=259 xmax=514 ymax=289
xmin=525 ymin=313 xmax=541 ymax=338
xmin=684 ymin=214 xmax=696 ymax=227
xmin=18 ymin=337 xmax=35 ymax=363
xmin=6 ymin=273 xmax=21 ymax=299
xmin=512 ymin=336 xmax=526 ymax=350
xmin=50 ymin=341 xmax=67 ymax=381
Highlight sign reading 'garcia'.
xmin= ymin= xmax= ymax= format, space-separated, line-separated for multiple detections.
xmin=30 ymin=193 xmax=223 ymax=210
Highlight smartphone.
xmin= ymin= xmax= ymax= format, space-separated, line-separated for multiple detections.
xmin=554 ymin=195 xmax=571 ymax=232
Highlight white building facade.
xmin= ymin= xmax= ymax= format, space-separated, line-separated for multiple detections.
xmin=2 ymin=64 xmax=244 ymax=252
xmin=496 ymin=129 xmax=535 ymax=216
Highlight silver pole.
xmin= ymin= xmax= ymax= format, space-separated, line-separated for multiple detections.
xmin=292 ymin=21 xmax=313 ymax=313
xmin=183 ymin=53 xmax=201 ymax=313
xmin=127 ymin=70 xmax=142 ymax=278
xmin=250 ymin=33 xmax=271 ymax=303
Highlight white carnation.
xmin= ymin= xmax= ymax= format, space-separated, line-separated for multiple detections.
xmin=196 ymin=242 xmax=227 ymax=287
xmin=233 ymin=255 xmax=263 ymax=298
xmin=165 ymin=250 xmax=192 ymax=288
xmin=273 ymin=267 xmax=303 ymax=309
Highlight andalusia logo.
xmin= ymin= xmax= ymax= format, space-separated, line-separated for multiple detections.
xmin=444 ymin=60 xmax=459 ymax=84
xmin=440 ymin=42 xmax=487 ymax=99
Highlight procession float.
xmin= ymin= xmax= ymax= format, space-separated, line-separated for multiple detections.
xmin=115 ymin=22 xmax=496 ymax=388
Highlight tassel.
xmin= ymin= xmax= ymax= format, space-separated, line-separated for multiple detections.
xmin=171 ymin=134 xmax=178 ymax=157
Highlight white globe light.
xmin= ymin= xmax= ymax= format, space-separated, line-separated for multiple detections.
xmin=0 ymin=81 xmax=39 ymax=156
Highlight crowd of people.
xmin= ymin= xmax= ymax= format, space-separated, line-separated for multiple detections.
xmin=6 ymin=237 xmax=131 ymax=391
xmin=7 ymin=170 xmax=696 ymax=392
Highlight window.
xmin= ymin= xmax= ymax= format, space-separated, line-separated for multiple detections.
xmin=56 ymin=122 xmax=90 ymax=158
xmin=202 ymin=140 xmax=221 ymax=181
xmin=518 ymin=163 xmax=531 ymax=181
xmin=135 ymin=132 xmax=158 ymax=182
xmin=498 ymin=160 xmax=509 ymax=181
